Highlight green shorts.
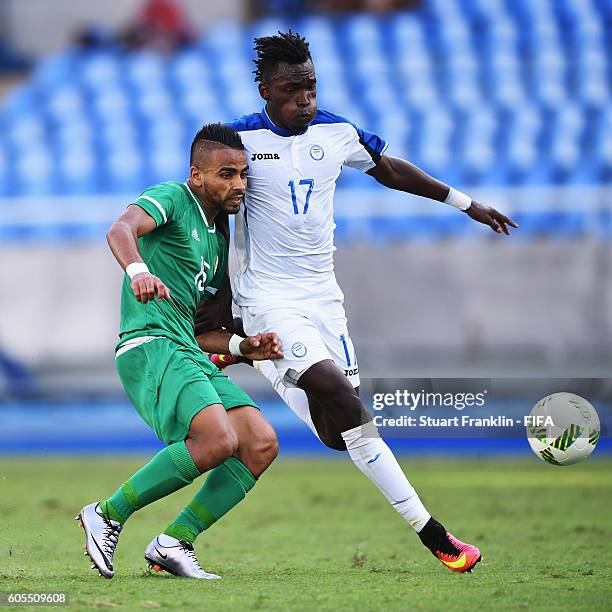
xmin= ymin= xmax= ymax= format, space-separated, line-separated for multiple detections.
xmin=115 ymin=337 xmax=257 ymax=445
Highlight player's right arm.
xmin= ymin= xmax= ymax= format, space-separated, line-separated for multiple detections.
xmin=106 ymin=205 xmax=171 ymax=304
xmin=332 ymin=110 xmax=518 ymax=235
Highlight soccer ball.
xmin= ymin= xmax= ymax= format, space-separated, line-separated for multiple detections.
xmin=526 ymin=392 xmax=600 ymax=466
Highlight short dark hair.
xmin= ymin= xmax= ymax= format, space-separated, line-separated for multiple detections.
xmin=253 ymin=30 xmax=311 ymax=83
xmin=190 ymin=123 xmax=244 ymax=165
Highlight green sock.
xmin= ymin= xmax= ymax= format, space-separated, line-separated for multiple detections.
xmin=163 ymin=457 xmax=256 ymax=543
xmin=99 ymin=441 xmax=201 ymax=524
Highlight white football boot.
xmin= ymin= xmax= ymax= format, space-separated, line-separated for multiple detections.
xmin=144 ymin=534 xmax=221 ymax=579
xmin=76 ymin=502 xmax=123 ymax=579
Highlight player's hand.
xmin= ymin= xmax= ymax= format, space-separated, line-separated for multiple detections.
xmin=465 ymin=201 xmax=518 ymax=235
xmin=131 ymin=272 xmax=171 ymax=303
xmin=239 ymin=333 xmax=283 ymax=361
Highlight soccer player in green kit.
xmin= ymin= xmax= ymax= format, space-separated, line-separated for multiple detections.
xmin=77 ymin=123 xmax=282 ymax=580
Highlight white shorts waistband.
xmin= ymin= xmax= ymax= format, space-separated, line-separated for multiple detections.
xmin=115 ymin=336 xmax=163 ymax=359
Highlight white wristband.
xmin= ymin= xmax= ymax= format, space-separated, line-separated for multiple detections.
xmin=444 ymin=187 xmax=472 ymax=211
xmin=229 ymin=334 xmax=245 ymax=357
xmin=126 ymin=262 xmax=150 ymax=279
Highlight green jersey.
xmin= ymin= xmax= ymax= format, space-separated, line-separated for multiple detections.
xmin=117 ymin=181 xmax=227 ymax=351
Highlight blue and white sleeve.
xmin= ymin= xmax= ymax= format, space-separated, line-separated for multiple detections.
xmin=344 ymin=123 xmax=389 ymax=172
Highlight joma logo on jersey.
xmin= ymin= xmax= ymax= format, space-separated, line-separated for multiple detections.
xmin=251 ymin=153 xmax=280 ymax=161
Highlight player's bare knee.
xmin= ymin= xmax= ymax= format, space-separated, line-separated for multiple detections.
xmin=247 ymin=427 xmax=279 ymax=475
xmin=258 ymin=428 xmax=279 ymax=465
xmin=306 ymin=383 xmax=368 ymax=434
xmin=215 ymin=428 xmax=239 ymax=461
xmin=186 ymin=427 xmax=238 ymax=470
xmin=231 ymin=426 xmax=276 ymax=477
xmin=202 ymin=431 xmax=238 ymax=468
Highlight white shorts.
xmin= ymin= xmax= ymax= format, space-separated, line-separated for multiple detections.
xmin=240 ymin=297 xmax=360 ymax=388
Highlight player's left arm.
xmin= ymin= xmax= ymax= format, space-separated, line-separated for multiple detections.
xmin=196 ymin=328 xmax=283 ymax=361
xmin=367 ymin=155 xmax=518 ymax=235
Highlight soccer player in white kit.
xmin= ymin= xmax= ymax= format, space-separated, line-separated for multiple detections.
xmin=205 ymin=31 xmax=517 ymax=573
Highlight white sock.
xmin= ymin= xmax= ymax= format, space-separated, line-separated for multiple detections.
xmin=253 ymin=360 xmax=321 ymax=439
xmin=341 ymin=423 xmax=431 ymax=532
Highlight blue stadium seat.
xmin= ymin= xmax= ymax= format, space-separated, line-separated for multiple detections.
xmin=594 ymin=110 xmax=612 ymax=181
xmin=249 ymin=17 xmax=291 ymax=42
xmin=179 ymin=86 xmax=224 ymax=122
xmin=0 ymin=144 xmax=9 ymax=196
xmin=57 ymin=145 xmax=98 ymax=194
xmin=317 ymin=84 xmax=351 ymax=113
xmin=14 ymin=147 xmax=56 ymax=195
xmin=225 ymin=87 xmax=262 ymax=119
xmin=97 ymin=117 xmax=138 ymax=153
xmin=101 ymin=146 xmax=145 ymax=193
xmin=343 ymin=13 xmax=384 ymax=51
xmin=149 ymin=116 xmax=185 ymax=144
xmin=416 ymin=106 xmax=455 ymax=175
xmin=31 ymin=52 xmax=80 ymax=91
xmin=170 ymin=50 xmax=212 ymax=91
xmin=1 ymin=85 xmax=40 ymax=118
xmin=80 ymin=52 xmax=121 ymax=92
xmin=149 ymin=146 xmax=187 ymax=184
xmin=300 ymin=15 xmax=337 ymax=50
xmin=123 ymin=51 xmax=167 ymax=89
xmin=46 ymin=86 xmax=85 ymax=123
xmin=91 ymin=86 xmax=131 ymax=122
xmin=7 ymin=115 xmax=47 ymax=149
xmin=200 ymin=20 xmax=245 ymax=59
xmin=55 ymin=116 xmax=93 ymax=142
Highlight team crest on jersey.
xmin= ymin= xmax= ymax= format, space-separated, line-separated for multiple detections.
xmin=191 ymin=228 xmax=200 ymax=241
xmin=251 ymin=152 xmax=280 ymax=161
xmin=309 ymin=144 xmax=325 ymax=161
xmin=291 ymin=342 xmax=308 ymax=358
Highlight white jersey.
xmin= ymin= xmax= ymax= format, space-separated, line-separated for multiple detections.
xmin=228 ymin=108 xmax=387 ymax=306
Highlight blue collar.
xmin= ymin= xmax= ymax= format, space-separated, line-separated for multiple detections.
xmin=261 ymin=106 xmax=309 ymax=137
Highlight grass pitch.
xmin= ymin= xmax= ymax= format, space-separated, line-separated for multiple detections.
xmin=0 ymin=456 xmax=610 ymax=611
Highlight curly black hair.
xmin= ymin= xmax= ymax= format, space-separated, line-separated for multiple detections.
xmin=190 ymin=123 xmax=244 ymax=164
xmin=253 ymin=30 xmax=311 ymax=83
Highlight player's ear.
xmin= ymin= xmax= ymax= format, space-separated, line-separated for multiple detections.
xmin=258 ymin=82 xmax=270 ymax=101
xmin=189 ymin=165 xmax=203 ymax=188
